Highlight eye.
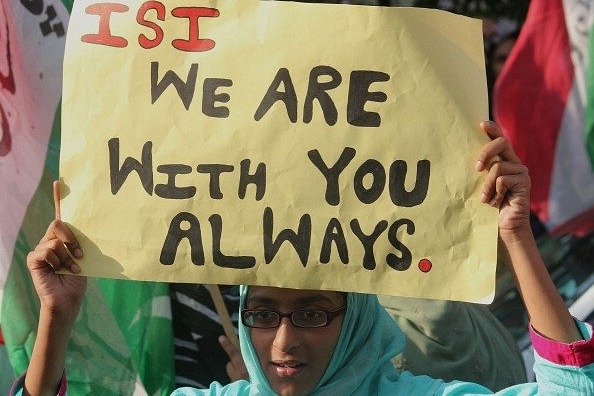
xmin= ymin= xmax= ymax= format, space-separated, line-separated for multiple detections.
xmin=250 ymin=310 xmax=277 ymax=325
xmin=301 ymin=309 xmax=323 ymax=319
xmin=253 ymin=310 xmax=274 ymax=320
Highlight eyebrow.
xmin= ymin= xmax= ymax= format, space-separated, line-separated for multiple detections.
xmin=247 ymin=293 xmax=339 ymax=306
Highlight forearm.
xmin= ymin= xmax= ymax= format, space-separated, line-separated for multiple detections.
xmin=500 ymin=227 xmax=582 ymax=343
xmin=24 ymin=307 xmax=76 ymax=396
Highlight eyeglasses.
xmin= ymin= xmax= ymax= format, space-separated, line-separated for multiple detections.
xmin=241 ymin=306 xmax=347 ymax=329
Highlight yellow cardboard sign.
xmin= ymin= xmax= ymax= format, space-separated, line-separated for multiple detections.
xmin=61 ymin=0 xmax=497 ymax=302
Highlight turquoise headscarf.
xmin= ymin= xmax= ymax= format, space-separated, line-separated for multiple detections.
xmin=235 ymin=286 xmax=443 ymax=395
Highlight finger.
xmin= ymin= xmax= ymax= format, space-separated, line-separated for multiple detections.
xmin=40 ymin=219 xmax=83 ymax=260
xmin=480 ymin=162 xmax=527 ymax=205
xmin=219 ymin=335 xmax=248 ymax=381
xmin=27 ymin=246 xmax=61 ymax=272
xmin=487 ymin=179 xmax=507 ymax=207
xmin=491 ymin=175 xmax=527 ymax=208
xmin=226 ymin=360 xmax=249 ymax=382
xmin=53 ymin=180 xmax=61 ymax=221
xmin=475 ymin=137 xmax=521 ymax=172
xmin=482 ymin=173 xmax=528 ymax=208
xmin=480 ymin=120 xmax=503 ymax=140
xmin=476 ymin=122 xmax=521 ymax=171
xmin=219 ymin=335 xmax=241 ymax=360
xmin=28 ymin=239 xmax=81 ymax=273
xmin=219 ymin=335 xmax=245 ymax=371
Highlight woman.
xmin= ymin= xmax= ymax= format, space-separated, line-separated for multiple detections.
xmin=12 ymin=122 xmax=594 ymax=395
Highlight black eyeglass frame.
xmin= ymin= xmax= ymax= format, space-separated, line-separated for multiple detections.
xmin=241 ymin=305 xmax=347 ymax=329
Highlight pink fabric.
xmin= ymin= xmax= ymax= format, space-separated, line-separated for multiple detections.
xmin=530 ymin=323 xmax=594 ymax=367
xmin=58 ymin=373 xmax=67 ymax=396
xmin=9 ymin=371 xmax=67 ymax=396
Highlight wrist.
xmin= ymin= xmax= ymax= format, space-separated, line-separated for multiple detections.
xmin=498 ymin=223 xmax=535 ymax=248
xmin=39 ymin=305 xmax=79 ymax=332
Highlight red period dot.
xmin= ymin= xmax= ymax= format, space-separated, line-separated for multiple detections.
xmin=418 ymin=259 xmax=432 ymax=273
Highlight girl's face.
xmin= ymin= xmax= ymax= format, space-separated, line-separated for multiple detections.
xmin=246 ymin=286 xmax=345 ymax=396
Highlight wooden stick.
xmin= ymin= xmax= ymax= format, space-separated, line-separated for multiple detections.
xmin=205 ymin=284 xmax=239 ymax=347
xmin=53 ymin=180 xmax=61 ymax=220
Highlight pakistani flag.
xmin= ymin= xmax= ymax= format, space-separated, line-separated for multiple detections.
xmin=0 ymin=1 xmax=175 ymax=394
xmin=494 ymin=0 xmax=594 ymax=229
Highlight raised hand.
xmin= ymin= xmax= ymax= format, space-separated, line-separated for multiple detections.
xmin=475 ymin=121 xmax=531 ymax=239
xmin=27 ymin=219 xmax=86 ymax=317
xmin=219 ymin=335 xmax=249 ymax=381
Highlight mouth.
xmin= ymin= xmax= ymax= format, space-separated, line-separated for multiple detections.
xmin=272 ymin=360 xmax=306 ymax=377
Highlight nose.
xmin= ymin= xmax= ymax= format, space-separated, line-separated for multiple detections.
xmin=272 ymin=316 xmax=300 ymax=352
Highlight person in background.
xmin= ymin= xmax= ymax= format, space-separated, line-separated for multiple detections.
xmin=488 ymin=30 xmax=519 ymax=82
xmin=484 ymin=18 xmax=519 ymax=120
xmin=379 ymin=296 xmax=527 ymax=391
